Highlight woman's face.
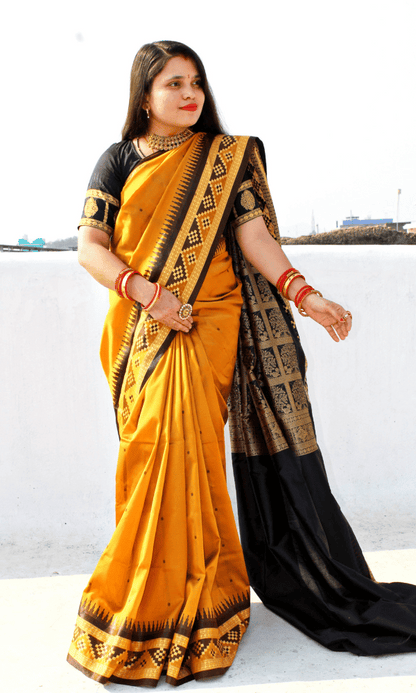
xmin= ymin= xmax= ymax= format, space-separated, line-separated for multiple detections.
xmin=145 ymin=56 xmax=205 ymax=136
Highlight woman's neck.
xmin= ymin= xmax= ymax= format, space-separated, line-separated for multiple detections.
xmin=136 ymin=129 xmax=194 ymax=157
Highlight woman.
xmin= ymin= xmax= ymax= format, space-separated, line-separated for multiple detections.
xmin=68 ymin=41 xmax=416 ymax=688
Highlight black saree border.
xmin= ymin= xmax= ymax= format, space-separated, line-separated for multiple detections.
xmin=147 ymin=134 xmax=215 ymax=283
xmin=110 ymin=134 xmax=211 ymax=412
xmin=115 ymin=135 xmax=258 ymax=432
xmin=141 ymin=135 xmax=257 ymax=391
xmin=110 ymin=301 xmax=141 ymax=413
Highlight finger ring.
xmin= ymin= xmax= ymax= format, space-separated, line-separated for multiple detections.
xmin=343 ymin=311 xmax=352 ymax=320
xmin=178 ymin=303 xmax=192 ymax=320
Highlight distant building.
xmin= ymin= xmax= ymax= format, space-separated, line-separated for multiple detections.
xmin=341 ymin=217 xmax=393 ymax=227
xmin=340 ymin=217 xmax=410 ymax=231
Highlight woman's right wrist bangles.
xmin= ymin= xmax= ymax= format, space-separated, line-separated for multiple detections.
xmin=142 ymin=283 xmax=161 ymax=311
xmin=115 ymin=267 xmax=162 ymax=311
xmin=115 ymin=268 xmax=141 ymax=300
xmin=276 ymin=267 xmax=322 ymax=316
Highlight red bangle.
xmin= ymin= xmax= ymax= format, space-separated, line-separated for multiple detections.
xmin=115 ymin=268 xmax=133 ymax=298
xmin=120 ymin=271 xmax=135 ymax=299
xmin=276 ymin=268 xmax=294 ymax=293
xmin=142 ymin=283 xmax=162 ymax=311
xmin=115 ymin=268 xmax=141 ymax=300
xmin=124 ymin=271 xmax=140 ymax=301
xmin=294 ymin=285 xmax=314 ymax=308
xmin=298 ymin=289 xmax=323 ymax=316
xmin=276 ymin=267 xmax=298 ymax=294
xmin=282 ymin=272 xmax=305 ymax=299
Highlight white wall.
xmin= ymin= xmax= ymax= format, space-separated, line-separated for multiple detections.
xmin=288 ymin=246 xmax=416 ymax=512
xmin=1 ymin=248 xmax=415 ymax=552
xmin=0 ymin=253 xmax=119 ymax=549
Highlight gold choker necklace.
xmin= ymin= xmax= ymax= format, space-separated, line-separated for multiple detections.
xmin=146 ymin=128 xmax=194 ymax=151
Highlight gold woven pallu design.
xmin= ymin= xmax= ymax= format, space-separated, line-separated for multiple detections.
xmin=226 ymin=144 xmax=319 ymax=458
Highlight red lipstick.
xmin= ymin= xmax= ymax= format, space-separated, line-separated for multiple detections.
xmin=181 ymin=104 xmax=198 ymax=112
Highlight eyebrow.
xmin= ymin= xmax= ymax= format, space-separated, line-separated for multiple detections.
xmin=165 ymin=73 xmax=201 ymax=81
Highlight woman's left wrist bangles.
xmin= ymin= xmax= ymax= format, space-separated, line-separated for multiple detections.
xmin=276 ymin=267 xmax=322 ymax=316
xmin=115 ymin=267 xmax=161 ymax=311
xmin=276 ymin=267 xmax=305 ymax=299
xmin=294 ymin=286 xmax=323 ymax=316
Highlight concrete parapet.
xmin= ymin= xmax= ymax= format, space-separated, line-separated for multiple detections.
xmin=1 ymin=248 xmax=415 ymax=563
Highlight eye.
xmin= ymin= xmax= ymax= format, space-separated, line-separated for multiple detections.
xmin=168 ymin=81 xmax=180 ymax=87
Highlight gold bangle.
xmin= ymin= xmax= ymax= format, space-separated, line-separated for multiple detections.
xmin=120 ymin=270 xmax=135 ymax=299
xmin=298 ymin=290 xmax=323 ymax=316
xmin=143 ymin=283 xmax=161 ymax=312
xmin=282 ymin=272 xmax=304 ymax=299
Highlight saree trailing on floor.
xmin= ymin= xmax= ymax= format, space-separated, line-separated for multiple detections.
xmin=225 ymin=155 xmax=416 ymax=656
xmin=69 ymin=133 xmax=416 ymax=689
xmin=227 ymin=233 xmax=416 ymax=656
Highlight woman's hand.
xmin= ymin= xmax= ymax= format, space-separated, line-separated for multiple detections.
xmin=147 ymin=286 xmax=193 ymax=333
xmin=300 ymin=292 xmax=352 ymax=342
xmin=235 ymin=217 xmax=353 ymax=343
xmin=77 ymin=228 xmax=193 ymax=333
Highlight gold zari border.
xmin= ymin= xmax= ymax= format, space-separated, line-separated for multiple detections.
xmin=78 ymin=217 xmax=113 ymax=235
xmin=232 ymin=208 xmax=263 ymax=227
xmin=85 ymin=188 xmax=120 ymax=207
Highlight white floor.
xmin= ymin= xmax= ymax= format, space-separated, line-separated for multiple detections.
xmin=1 ymin=549 xmax=416 ymax=693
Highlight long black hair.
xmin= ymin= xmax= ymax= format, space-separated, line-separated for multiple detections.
xmin=122 ymin=41 xmax=225 ymax=140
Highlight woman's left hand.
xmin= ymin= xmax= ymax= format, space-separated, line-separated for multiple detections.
xmin=300 ymin=292 xmax=352 ymax=342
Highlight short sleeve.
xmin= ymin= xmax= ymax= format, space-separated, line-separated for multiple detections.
xmin=79 ymin=141 xmax=141 ymax=236
xmin=79 ymin=146 xmax=123 ymax=235
xmin=231 ymin=163 xmax=263 ymax=227
xmin=80 ymin=190 xmax=120 ymax=236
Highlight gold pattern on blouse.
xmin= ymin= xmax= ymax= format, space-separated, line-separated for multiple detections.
xmin=83 ymin=197 xmax=99 ymax=218
xmin=79 ymin=189 xmax=120 ymax=236
xmin=240 ymin=189 xmax=256 ymax=211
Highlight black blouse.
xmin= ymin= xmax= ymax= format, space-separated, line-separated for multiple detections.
xmin=79 ymin=140 xmax=263 ymax=236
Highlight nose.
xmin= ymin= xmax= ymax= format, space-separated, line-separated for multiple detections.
xmin=182 ymin=83 xmax=196 ymax=99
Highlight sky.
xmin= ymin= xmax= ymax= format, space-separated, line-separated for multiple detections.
xmin=1 ymin=0 xmax=415 ymax=244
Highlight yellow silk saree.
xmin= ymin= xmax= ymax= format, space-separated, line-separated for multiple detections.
xmin=68 ymin=134 xmax=256 ymax=686
xmin=69 ymin=131 xmax=416 ymax=686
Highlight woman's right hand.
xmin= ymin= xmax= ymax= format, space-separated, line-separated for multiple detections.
xmin=128 ymin=274 xmax=193 ymax=332
xmin=76 ymin=230 xmax=193 ymax=333
xmin=147 ymin=286 xmax=193 ymax=333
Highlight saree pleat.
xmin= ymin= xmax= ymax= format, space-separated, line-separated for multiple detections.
xmin=68 ymin=248 xmax=250 ymax=687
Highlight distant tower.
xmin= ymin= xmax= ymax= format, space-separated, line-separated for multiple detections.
xmin=397 ymin=189 xmax=401 ymax=233
xmin=311 ymin=211 xmax=316 ymax=235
